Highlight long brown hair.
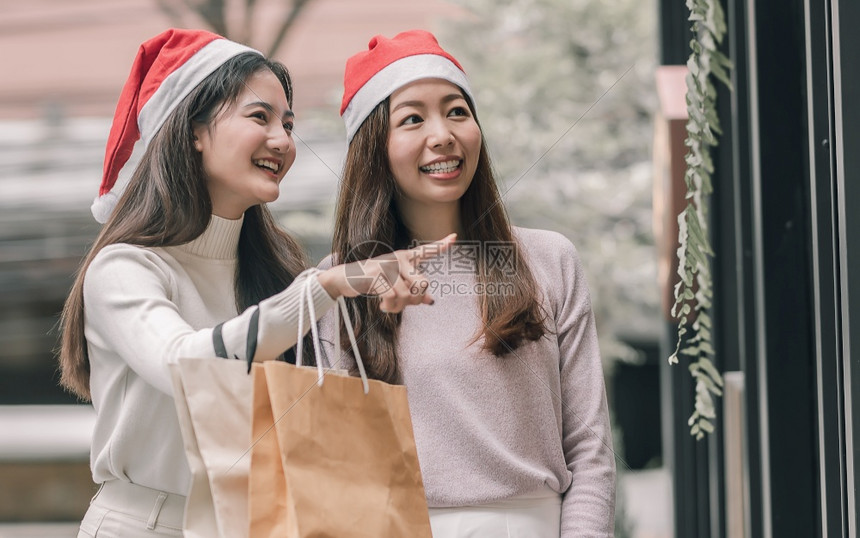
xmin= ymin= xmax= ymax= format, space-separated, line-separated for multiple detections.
xmin=332 ymin=94 xmax=546 ymax=384
xmin=59 ymin=53 xmax=308 ymax=400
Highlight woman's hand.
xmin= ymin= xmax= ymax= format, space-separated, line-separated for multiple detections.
xmin=318 ymin=233 xmax=456 ymax=313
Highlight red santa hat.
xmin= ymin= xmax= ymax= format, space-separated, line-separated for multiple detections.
xmin=340 ymin=29 xmax=474 ymax=142
xmin=91 ymin=28 xmax=260 ymax=223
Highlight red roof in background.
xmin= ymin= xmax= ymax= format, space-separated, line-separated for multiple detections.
xmin=0 ymin=0 xmax=464 ymax=120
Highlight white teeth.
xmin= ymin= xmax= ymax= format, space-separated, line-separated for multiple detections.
xmin=420 ymin=159 xmax=460 ymax=173
xmin=254 ymin=159 xmax=279 ymax=173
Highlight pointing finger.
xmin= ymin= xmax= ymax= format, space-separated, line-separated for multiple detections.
xmin=406 ymin=233 xmax=457 ymax=266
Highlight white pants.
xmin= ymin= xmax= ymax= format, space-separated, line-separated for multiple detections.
xmin=428 ymin=487 xmax=562 ymax=537
xmin=77 ymin=480 xmax=185 ymax=538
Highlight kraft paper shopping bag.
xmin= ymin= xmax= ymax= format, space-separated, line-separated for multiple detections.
xmin=247 ymin=364 xmax=288 ymax=537
xmin=247 ymin=278 xmax=432 ymax=537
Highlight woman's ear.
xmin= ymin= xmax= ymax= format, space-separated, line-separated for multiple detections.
xmin=191 ymin=125 xmax=205 ymax=152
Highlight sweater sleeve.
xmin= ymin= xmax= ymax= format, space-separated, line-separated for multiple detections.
xmin=83 ymin=245 xmax=336 ymax=396
xmin=553 ymin=238 xmax=617 ymax=537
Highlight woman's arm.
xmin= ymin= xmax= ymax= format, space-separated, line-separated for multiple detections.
xmin=83 ymin=235 xmax=455 ymax=396
xmin=82 ymin=246 xmax=334 ymax=395
xmin=553 ymin=239 xmax=617 ymax=537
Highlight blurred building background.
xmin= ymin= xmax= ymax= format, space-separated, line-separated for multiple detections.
xmin=0 ymin=1 xmax=671 ymax=536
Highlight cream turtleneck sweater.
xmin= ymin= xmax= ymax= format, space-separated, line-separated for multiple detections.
xmin=83 ymin=215 xmax=334 ymax=495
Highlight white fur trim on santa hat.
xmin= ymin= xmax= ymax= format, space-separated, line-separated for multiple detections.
xmin=342 ymin=54 xmax=474 ymax=142
xmin=139 ymin=39 xmax=259 ymax=144
xmin=91 ymin=137 xmax=144 ymax=223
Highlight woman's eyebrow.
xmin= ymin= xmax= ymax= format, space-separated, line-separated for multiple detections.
xmin=391 ymin=93 xmax=465 ymax=113
xmin=244 ymin=100 xmax=294 ymax=119
xmin=391 ymin=100 xmax=424 ymax=113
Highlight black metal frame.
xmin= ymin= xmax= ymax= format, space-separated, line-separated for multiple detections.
xmin=804 ymin=0 xmax=849 ymax=535
xmin=833 ymin=0 xmax=860 ymax=534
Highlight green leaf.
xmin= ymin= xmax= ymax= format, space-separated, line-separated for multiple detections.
xmin=695 ymin=391 xmax=716 ymax=419
xmin=712 ymin=61 xmax=732 ymax=89
xmin=695 ymin=327 xmax=712 ymax=342
xmin=712 ymin=0 xmax=728 ymax=38
xmin=690 ymin=40 xmax=702 ymax=55
xmin=687 ymin=57 xmax=700 ymax=77
xmin=697 ymin=341 xmax=716 ymax=358
xmin=715 ymin=49 xmax=734 ymax=69
xmin=697 ymin=358 xmax=725 ymax=386
xmin=704 ymin=108 xmax=722 ymax=136
xmin=702 ymin=125 xmax=717 ymax=145
xmin=680 ymin=344 xmax=699 ymax=356
xmin=695 ymin=290 xmax=713 ymax=310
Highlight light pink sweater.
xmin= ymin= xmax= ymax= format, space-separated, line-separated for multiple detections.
xmin=319 ymin=227 xmax=616 ymax=536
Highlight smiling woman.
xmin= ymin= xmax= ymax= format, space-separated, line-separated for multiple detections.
xmin=322 ymin=29 xmax=617 ymax=537
xmin=56 ymin=27 xmax=454 ymax=538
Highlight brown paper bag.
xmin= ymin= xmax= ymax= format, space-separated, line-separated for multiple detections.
xmin=170 ymin=358 xmax=254 ymax=538
xmin=248 ymin=282 xmax=432 ymax=537
xmin=247 ymin=364 xmax=288 ymax=536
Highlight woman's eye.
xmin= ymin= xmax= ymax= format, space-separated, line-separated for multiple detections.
xmin=283 ymin=122 xmax=294 ymax=133
xmin=402 ymin=114 xmax=423 ymax=126
xmin=251 ymin=111 xmax=267 ymax=121
xmin=449 ymin=107 xmax=469 ymax=117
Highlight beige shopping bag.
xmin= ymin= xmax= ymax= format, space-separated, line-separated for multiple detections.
xmin=247 ymin=280 xmax=433 ymax=537
xmin=170 ymin=357 xmax=253 ymax=538
xmin=247 ymin=364 xmax=288 ymax=537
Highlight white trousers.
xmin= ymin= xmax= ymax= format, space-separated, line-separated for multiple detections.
xmin=428 ymin=487 xmax=562 ymax=538
xmin=77 ymin=480 xmax=185 ymax=538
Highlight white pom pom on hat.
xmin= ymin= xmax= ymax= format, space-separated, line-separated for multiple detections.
xmin=340 ymin=29 xmax=475 ymax=143
xmin=91 ymin=28 xmax=260 ymax=223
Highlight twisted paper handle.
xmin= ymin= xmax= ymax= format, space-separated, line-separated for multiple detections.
xmin=296 ymin=272 xmax=369 ymax=393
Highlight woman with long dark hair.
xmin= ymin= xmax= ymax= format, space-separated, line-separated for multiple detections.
xmin=60 ymin=28 xmax=448 ymax=537
xmin=323 ymin=30 xmax=616 ymax=536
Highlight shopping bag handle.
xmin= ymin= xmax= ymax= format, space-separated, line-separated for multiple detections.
xmin=296 ymin=272 xmax=370 ymax=394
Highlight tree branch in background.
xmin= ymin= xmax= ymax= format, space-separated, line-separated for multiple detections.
xmin=195 ymin=0 xmax=228 ymax=38
xmin=266 ymin=0 xmax=312 ymax=57
xmin=154 ymin=0 xmax=184 ymax=28
xmin=154 ymin=0 xmax=314 ymax=56
xmin=239 ymin=0 xmax=259 ymax=46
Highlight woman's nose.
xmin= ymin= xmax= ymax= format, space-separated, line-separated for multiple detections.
xmin=428 ymin=120 xmax=455 ymax=148
xmin=268 ymin=125 xmax=292 ymax=154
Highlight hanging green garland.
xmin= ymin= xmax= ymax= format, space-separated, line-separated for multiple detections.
xmin=670 ymin=0 xmax=733 ymax=439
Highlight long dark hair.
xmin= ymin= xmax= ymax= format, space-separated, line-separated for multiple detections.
xmin=332 ymin=94 xmax=546 ymax=384
xmin=59 ymin=53 xmax=308 ymax=400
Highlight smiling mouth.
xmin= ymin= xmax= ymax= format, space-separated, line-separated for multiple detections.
xmin=254 ymin=159 xmax=280 ymax=174
xmin=420 ymin=159 xmax=461 ymax=174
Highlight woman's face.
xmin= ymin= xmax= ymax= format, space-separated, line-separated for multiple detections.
xmin=386 ymin=78 xmax=482 ymax=221
xmin=193 ymin=69 xmax=296 ymax=219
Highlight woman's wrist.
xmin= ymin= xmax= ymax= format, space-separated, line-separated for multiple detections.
xmin=316 ymin=266 xmax=346 ymax=299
